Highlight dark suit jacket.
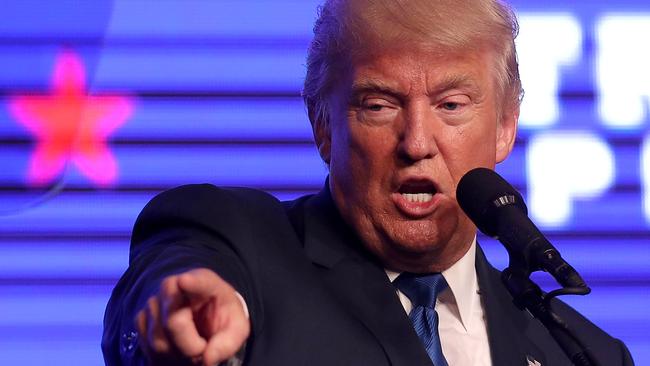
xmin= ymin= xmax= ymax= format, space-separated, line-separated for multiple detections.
xmin=102 ymin=184 xmax=634 ymax=365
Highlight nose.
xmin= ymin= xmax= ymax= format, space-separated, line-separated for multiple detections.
xmin=397 ymin=103 xmax=438 ymax=163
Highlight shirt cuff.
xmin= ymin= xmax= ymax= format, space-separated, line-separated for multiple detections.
xmin=235 ymin=291 xmax=250 ymax=319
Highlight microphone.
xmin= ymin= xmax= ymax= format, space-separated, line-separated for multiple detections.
xmin=456 ymin=167 xmax=587 ymax=289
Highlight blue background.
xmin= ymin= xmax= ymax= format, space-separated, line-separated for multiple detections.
xmin=0 ymin=1 xmax=648 ymax=364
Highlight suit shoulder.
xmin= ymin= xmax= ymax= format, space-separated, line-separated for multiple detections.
xmin=545 ymin=297 xmax=634 ymax=364
xmin=476 ymin=247 xmax=633 ymax=364
xmin=142 ymin=184 xmax=281 ymax=216
xmin=132 ymin=184 xmax=284 ymax=244
xmin=148 ymin=184 xmax=279 ymax=208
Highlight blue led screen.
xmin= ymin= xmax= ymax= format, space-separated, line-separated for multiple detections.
xmin=0 ymin=1 xmax=648 ymax=364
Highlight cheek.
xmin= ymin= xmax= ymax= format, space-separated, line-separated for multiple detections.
xmin=442 ymin=124 xmax=498 ymax=175
xmin=329 ymin=120 xmax=354 ymax=168
xmin=331 ymin=125 xmax=398 ymax=205
xmin=345 ymin=123 xmax=395 ymax=166
xmin=329 ymin=121 xmax=373 ymax=193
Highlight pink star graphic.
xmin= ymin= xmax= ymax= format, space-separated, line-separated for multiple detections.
xmin=8 ymin=50 xmax=134 ymax=187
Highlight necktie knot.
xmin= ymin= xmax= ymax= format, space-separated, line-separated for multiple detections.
xmin=394 ymin=272 xmax=448 ymax=308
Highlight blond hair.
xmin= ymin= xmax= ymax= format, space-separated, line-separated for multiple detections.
xmin=303 ymin=0 xmax=523 ymax=128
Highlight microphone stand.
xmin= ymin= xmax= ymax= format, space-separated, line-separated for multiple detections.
xmin=500 ymin=257 xmax=601 ymax=366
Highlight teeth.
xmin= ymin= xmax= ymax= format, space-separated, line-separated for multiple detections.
xmin=401 ymin=193 xmax=433 ymax=203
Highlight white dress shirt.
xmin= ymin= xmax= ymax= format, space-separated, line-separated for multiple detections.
xmin=386 ymin=238 xmax=493 ymax=366
xmin=236 ymin=238 xmax=492 ymax=364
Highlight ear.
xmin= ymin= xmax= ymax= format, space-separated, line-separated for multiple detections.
xmin=495 ymin=102 xmax=519 ymax=163
xmin=313 ymin=118 xmax=332 ymax=164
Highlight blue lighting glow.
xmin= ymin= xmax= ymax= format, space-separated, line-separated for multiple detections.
xmin=0 ymin=1 xmax=649 ymax=365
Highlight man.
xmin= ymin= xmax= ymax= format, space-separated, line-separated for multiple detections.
xmin=103 ymin=0 xmax=634 ymax=365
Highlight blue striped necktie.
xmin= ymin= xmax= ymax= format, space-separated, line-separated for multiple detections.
xmin=394 ymin=272 xmax=449 ymax=366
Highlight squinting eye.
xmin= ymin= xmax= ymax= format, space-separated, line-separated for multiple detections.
xmin=356 ymin=98 xmax=398 ymax=125
xmin=442 ymin=102 xmax=459 ymax=111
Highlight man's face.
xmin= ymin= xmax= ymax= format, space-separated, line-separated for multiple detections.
xmin=317 ymin=48 xmax=518 ymax=272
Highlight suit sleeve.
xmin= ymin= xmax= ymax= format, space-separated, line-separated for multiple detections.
xmin=101 ymin=184 xmax=268 ymax=366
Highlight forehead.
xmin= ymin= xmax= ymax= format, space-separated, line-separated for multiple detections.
xmin=347 ymin=48 xmax=496 ymax=96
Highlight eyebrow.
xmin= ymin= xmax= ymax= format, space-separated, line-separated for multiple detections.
xmin=349 ymin=79 xmax=406 ymax=101
xmin=349 ymin=74 xmax=482 ymax=102
xmin=427 ymin=74 xmax=482 ymax=97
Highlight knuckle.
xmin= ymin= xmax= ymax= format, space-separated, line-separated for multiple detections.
xmin=146 ymin=295 xmax=158 ymax=309
xmin=191 ymin=268 xmax=218 ymax=284
xmin=223 ymin=322 xmax=249 ymax=347
xmin=165 ymin=313 xmax=188 ymax=333
xmin=192 ymin=267 xmax=213 ymax=277
xmin=217 ymin=336 xmax=238 ymax=353
xmin=159 ymin=276 xmax=177 ymax=297
xmin=146 ymin=297 xmax=160 ymax=318
xmin=179 ymin=269 xmax=200 ymax=283
xmin=231 ymin=312 xmax=249 ymax=331
xmin=233 ymin=322 xmax=251 ymax=341
xmin=150 ymin=337 xmax=170 ymax=354
xmin=135 ymin=311 xmax=146 ymax=332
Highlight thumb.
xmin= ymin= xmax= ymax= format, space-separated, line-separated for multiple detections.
xmin=201 ymin=294 xmax=250 ymax=366
xmin=176 ymin=268 xmax=250 ymax=365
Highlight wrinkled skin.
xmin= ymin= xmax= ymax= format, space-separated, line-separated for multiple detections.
xmin=315 ymin=48 xmax=519 ymax=273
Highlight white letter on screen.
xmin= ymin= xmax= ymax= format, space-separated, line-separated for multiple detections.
xmin=527 ymin=132 xmax=615 ymax=226
xmin=597 ymin=15 xmax=650 ymax=128
xmin=641 ymin=136 xmax=650 ymax=223
xmin=516 ymin=15 xmax=582 ymax=128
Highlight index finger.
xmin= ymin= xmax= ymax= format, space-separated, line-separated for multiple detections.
xmin=159 ymin=274 xmax=208 ymax=357
xmin=176 ymin=268 xmax=228 ymax=304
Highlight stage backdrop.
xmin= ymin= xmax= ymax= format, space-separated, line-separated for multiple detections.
xmin=0 ymin=1 xmax=648 ymax=364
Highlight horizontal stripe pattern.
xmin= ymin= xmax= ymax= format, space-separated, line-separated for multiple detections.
xmin=0 ymin=1 xmax=649 ymax=365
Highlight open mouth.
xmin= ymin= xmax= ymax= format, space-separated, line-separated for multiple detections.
xmin=397 ymin=180 xmax=438 ymax=203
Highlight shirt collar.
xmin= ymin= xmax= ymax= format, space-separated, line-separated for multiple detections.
xmin=385 ymin=236 xmax=478 ymax=332
xmin=440 ymin=236 xmax=478 ymax=331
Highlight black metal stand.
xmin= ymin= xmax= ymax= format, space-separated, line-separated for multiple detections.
xmin=501 ymin=262 xmax=600 ymax=366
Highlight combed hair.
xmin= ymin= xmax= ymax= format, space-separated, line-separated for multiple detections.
xmin=303 ymin=0 xmax=523 ymax=129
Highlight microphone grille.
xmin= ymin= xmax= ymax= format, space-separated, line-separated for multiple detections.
xmin=456 ymin=167 xmax=526 ymax=236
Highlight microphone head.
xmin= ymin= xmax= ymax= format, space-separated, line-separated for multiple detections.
xmin=456 ymin=167 xmax=527 ymax=237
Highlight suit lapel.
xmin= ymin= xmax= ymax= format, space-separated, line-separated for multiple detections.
xmin=287 ymin=187 xmax=550 ymax=366
xmin=476 ymin=246 xmax=548 ymax=366
xmin=289 ymin=187 xmax=433 ymax=366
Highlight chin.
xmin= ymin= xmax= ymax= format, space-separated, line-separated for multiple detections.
xmin=382 ymin=219 xmax=458 ymax=255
